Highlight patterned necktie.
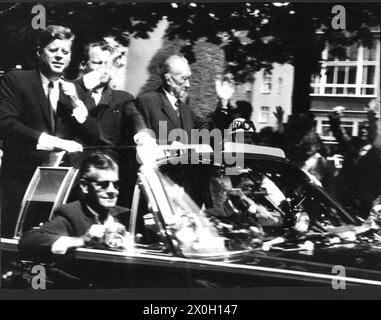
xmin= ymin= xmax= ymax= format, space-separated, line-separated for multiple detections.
xmin=47 ymin=81 xmax=56 ymax=134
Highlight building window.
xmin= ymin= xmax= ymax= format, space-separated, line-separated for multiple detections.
xmin=261 ymin=73 xmax=272 ymax=94
xmin=321 ymin=120 xmax=355 ymax=139
xmin=259 ymin=106 xmax=270 ymax=123
xmin=311 ymin=40 xmax=378 ymax=97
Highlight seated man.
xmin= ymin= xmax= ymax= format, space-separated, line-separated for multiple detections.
xmin=207 ymin=173 xmax=284 ymax=228
xmin=18 ymin=152 xmax=130 ymax=257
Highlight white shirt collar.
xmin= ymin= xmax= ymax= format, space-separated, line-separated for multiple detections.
xmin=163 ymin=88 xmax=179 ymax=110
xmin=40 ymin=72 xmax=59 ymax=92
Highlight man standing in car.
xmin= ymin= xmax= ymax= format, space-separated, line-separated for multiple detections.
xmin=75 ymin=39 xmax=150 ymax=149
xmin=74 ymin=38 xmax=155 ymax=207
xmin=135 ymin=54 xmax=209 ymax=144
xmin=0 ymin=25 xmax=99 ymax=237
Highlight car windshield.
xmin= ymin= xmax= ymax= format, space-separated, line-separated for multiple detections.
xmin=156 ymin=157 xmax=372 ymax=258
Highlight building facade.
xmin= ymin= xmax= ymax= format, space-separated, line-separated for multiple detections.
xmin=244 ymin=64 xmax=294 ymax=131
xmin=247 ymin=28 xmax=380 ymax=143
xmin=311 ymin=29 xmax=380 ymax=143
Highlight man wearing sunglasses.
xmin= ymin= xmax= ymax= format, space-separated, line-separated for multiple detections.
xmin=19 ymin=152 xmax=130 ymax=256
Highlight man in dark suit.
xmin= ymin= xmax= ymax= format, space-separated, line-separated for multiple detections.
xmin=18 ymin=152 xmax=130 ymax=256
xmin=136 ymin=55 xmax=209 ymax=145
xmin=75 ymin=40 xmax=149 ymax=149
xmin=74 ymin=40 xmax=155 ymax=207
xmin=0 ymin=25 xmax=99 ymax=237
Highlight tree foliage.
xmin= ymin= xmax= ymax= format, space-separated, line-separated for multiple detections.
xmin=0 ymin=2 xmax=379 ymax=113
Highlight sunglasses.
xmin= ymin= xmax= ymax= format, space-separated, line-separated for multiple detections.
xmin=86 ymin=179 xmax=120 ymax=190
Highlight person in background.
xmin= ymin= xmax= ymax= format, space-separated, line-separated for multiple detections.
xmin=226 ymin=118 xmax=256 ymax=145
xmin=329 ymin=102 xmax=381 ymax=218
xmin=213 ymin=73 xmax=254 ymax=132
xmin=0 ymin=25 xmax=99 ymax=238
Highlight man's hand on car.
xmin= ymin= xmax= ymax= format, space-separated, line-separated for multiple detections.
xmin=37 ymin=133 xmax=83 ymax=153
xmin=51 ymin=236 xmax=85 ymax=255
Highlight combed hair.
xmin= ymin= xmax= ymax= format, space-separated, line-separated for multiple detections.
xmin=80 ymin=152 xmax=118 ymax=179
xmin=82 ymin=40 xmax=114 ymax=63
xmin=158 ymin=54 xmax=188 ymax=80
xmin=37 ymin=25 xmax=74 ymax=51
xmin=103 ymin=29 xmax=131 ymax=47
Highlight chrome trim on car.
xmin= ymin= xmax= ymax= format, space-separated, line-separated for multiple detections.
xmin=74 ymin=247 xmax=381 ymax=286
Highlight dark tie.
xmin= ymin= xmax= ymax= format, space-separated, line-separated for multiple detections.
xmin=47 ymin=81 xmax=56 ymax=134
xmin=175 ymin=99 xmax=181 ymax=118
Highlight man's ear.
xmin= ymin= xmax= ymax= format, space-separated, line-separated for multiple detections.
xmin=36 ymin=47 xmax=41 ymax=58
xmin=79 ymin=179 xmax=89 ymax=195
xmin=164 ymin=73 xmax=171 ymax=85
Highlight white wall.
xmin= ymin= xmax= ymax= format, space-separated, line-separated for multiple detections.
xmin=250 ymin=63 xmax=294 ymax=131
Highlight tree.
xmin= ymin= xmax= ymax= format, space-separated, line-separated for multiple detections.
xmin=160 ymin=3 xmax=380 ymax=114
xmin=0 ymin=3 xmax=379 ymax=114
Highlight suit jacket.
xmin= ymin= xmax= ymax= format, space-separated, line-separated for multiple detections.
xmin=75 ymin=78 xmax=147 ymax=147
xmin=135 ymin=87 xmax=209 ymax=144
xmin=0 ymin=70 xmax=99 ymax=179
xmin=18 ymin=200 xmax=130 ymax=257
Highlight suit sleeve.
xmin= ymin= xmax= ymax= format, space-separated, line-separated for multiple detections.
xmin=134 ymin=96 xmax=151 ymax=129
xmin=67 ymin=80 xmax=99 ymax=146
xmin=70 ymin=107 xmax=100 ymax=146
xmin=120 ymin=97 xmax=148 ymax=145
xmin=18 ymin=209 xmax=74 ymax=257
xmin=0 ymin=73 xmax=41 ymax=144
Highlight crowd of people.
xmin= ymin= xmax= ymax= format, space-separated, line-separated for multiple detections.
xmin=252 ymin=103 xmax=381 ymax=220
xmin=0 ymin=25 xmax=380 ymax=255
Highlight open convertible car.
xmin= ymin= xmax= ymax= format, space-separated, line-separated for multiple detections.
xmin=2 ymin=143 xmax=381 ymax=288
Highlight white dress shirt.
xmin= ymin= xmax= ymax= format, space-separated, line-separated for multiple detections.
xmin=163 ymin=89 xmax=180 ymax=116
xmin=91 ymin=88 xmax=103 ymax=106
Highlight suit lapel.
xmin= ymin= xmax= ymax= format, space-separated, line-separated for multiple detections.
xmin=178 ymin=101 xmax=192 ymax=134
xmin=98 ymin=86 xmax=112 ymax=107
xmin=88 ymin=87 xmax=113 ymax=117
xmin=158 ymin=88 xmax=181 ymax=128
xmin=32 ymin=71 xmax=54 ymax=133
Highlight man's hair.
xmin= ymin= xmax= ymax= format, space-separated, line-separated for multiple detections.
xmin=158 ymin=54 xmax=188 ymax=81
xmin=37 ymin=25 xmax=74 ymax=52
xmin=82 ymin=40 xmax=114 ymax=63
xmin=103 ymin=29 xmax=131 ymax=47
xmin=80 ymin=152 xmax=118 ymax=179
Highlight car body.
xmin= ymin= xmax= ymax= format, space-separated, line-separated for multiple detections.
xmin=2 ymin=143 xmax=381 ymax=288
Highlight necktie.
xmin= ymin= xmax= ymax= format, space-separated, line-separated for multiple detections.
xmin=174 ymin=99 xmax=181 ymax=118
xmin=47 ymin=81 xmax=56 ymax=134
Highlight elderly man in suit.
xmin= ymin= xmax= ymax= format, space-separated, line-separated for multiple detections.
xmin=135 ymin=55 xmax=210 ymax=145
xmin=0 ymin=25 xmax=99 ymax=237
